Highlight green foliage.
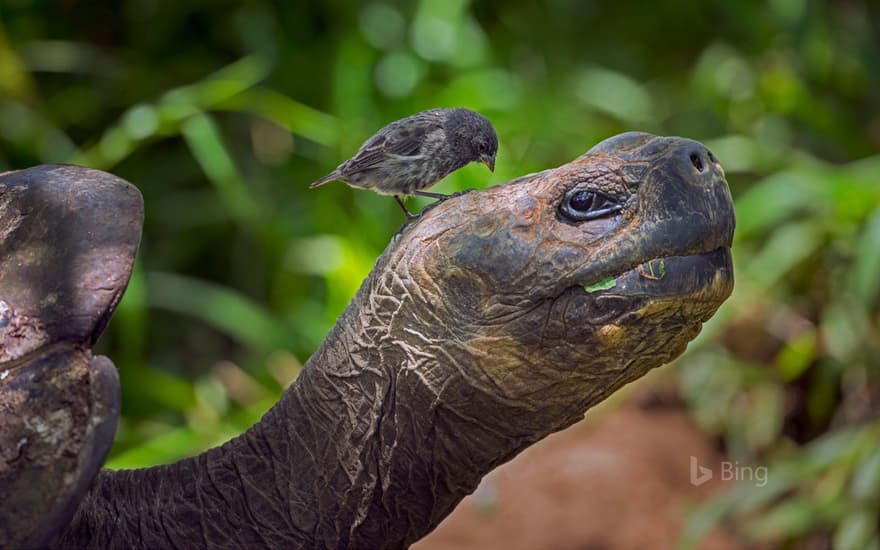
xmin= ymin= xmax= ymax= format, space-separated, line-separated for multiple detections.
xmin=1 ymin=1 xmax=878 ymax=545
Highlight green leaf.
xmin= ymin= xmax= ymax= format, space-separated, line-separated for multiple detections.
xmin=0 ymin=26 xmax=36 ymax=99
xmin=851 ymin=447 xmax=880 ymax=500
xmin=734 ymin=171 xmax=819 ymax=240
xmin=584 ymin=277 xmax=617 ymax=293
xmin=744 ymin=220 xmax=822 ymax=288
xmin=122 ymin=365 xmax=196 ymax=413
xmin=775 ymin=330 xmax=817 ymax=381
xmin=145 ymin=271 xmax=287 ymax=351
xmin=801 ymin=427 xmax=861 ymax=472
xmin=834 ymin=510 xmax=877 ymax=550
xmin=216 ymin=88 xmax=340 ymax=146
xmin=744 ymin=383 xmax=785 ymax=450
xmin=181 ymin=112 xmax=260 ymax=223
xmin=106 ymin=424 xmax=235 ymax=469
xmin=821 ymin=301 xmax=862 ymax=362
xmin=744 ymin=498 xmax=830 ymax=540
xmin=851 ymin=207 xmax=880 ymax=306
xmin=678 ymin=497 xmax=732 ymax=550
xmin=574 ymin=65 xmax=654 ymax=125
xmin=114 ymin=261 xmax=148 ymax=367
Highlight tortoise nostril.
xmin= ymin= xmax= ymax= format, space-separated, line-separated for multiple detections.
xmin=689 ymin=152 xmax=705 ymax=173
xmin=707 ymin=150 xmax=717 ymax=164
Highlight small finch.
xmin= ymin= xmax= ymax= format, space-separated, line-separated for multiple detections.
xmin=309 ymin=108 xmax=498 ymax=219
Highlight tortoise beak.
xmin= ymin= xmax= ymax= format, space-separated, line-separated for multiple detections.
xmin=480 ymin=153 xmax=495 ymax=172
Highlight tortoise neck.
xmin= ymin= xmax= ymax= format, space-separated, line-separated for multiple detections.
xmin=54 ymin=253 xmax=552 ymax=549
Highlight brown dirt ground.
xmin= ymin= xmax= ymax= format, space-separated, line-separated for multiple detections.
xmin=414 ymin=405 xmax=744 ymax=550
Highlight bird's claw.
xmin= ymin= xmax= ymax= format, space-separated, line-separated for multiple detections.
xmin=393 ymin=188 xmax=478 ymax=240
xmin=394 ymin=217 xmax=417 ymax=239
xmin=418 ymin=202 xmax=441 ymax=216
xmin=450 ymin=188 xmax=477 ymax=198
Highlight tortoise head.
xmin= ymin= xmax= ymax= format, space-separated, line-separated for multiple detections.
xmin=377 ymin=132 xmax=735 ymax=430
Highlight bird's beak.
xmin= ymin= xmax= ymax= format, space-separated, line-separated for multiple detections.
xmin=480 ymin=154 xmax=495 ymax=172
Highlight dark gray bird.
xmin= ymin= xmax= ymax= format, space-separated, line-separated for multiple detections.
xmin=309 ymin=108 xmax=498 ymax=219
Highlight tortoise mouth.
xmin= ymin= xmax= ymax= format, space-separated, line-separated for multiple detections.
xmin=580 ymin=248 xmax=733 ymax=302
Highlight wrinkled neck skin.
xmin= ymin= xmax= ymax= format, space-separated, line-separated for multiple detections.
xmin=54 ymin=247 xmax=602 ymax=549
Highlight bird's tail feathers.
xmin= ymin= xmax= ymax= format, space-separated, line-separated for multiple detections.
xmin=309 ymin=172 xmax=340 ymax=189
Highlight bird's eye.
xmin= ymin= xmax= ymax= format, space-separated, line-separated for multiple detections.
xmin=559 ymin=189 xmax=623 ymax=222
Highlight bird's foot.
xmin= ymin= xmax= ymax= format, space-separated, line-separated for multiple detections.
xmin=410 ymin=188 xmax=476 ymax=214
xmin=394 ymin=195 xmax=421 ymax=221
xmin=418 ymin=200 xmax=449 ymax=217
xmin=413 ymin=188 xmax=477 ymax=202
xmin=392 ymin=195 xmax=421 ymax=239
xmin=393 ymin=217 xmax=418 ymax=239
xmin=412 ymin=190 xmax=449 ymax=200
xmin=448 ymin=188 xmax=477 ymax=199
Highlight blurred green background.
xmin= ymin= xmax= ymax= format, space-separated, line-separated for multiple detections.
xmin=1 ymin=0 xmax=879 ymax=547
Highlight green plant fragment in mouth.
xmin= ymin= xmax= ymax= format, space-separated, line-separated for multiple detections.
xmin=640 ymin=258 xmax=667 ymax=280
xmin=584 ymin=277 xmax=617 ymax=293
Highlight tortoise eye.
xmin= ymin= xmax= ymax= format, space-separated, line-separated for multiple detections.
xmin=559 ymin=189 xmax=623 ymax=222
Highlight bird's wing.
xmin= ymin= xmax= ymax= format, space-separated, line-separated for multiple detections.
xmin=342 ymin=112 xmax=444 ymax=173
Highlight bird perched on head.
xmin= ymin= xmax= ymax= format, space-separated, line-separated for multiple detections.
xmin=309 ymin=107 xmax=498 ymax=219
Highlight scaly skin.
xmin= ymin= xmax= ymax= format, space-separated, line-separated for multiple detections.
xmin=1 ymin=133 xmax=735 ymax=549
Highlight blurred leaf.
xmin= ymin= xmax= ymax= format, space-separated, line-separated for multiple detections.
xmin=411 ymin=0 xmax=468 ymax=62
xmin=806 ymin=368 xmax=838 ymax=426
xmin=745 ymin=498 xmax=836 ymax=540
xmin=850 ymin=447 xmax=880 ymax=500
xmin=107 ymin=388 xmax=278 ymax=468
xmin=733 ymin=171 xmax=819 ymax=241
xmin=181 ymin=112 xmax=260 ymax=223
xmin=744 ymin=220 xmax=822 ymax=288
xmin=359 ymin=3 xmax=407 ymax=51
xmin=332 ymin=36 xmax=375 ymax=121
xmin=775 ymin=330 xmax=817 ymax=381
xmin=217 ymin=88 xmax=340 ymax=145
xmin=146 ymin=271 xmax=287 ymax=351
xmin=678 ymin=497 xmax=731 ymax=550
xmin=574 ymin=65 xmax=653 ymax=125
xmin=375 ymin=51 xmax=425 ymax=98
xmin=449 ymin=16 xmax=490 ymax=69
xmin=692 ymin=43 xmax=755 ymax=102
xmin=0 ymin=24 xmax=34 ymax=99
xmin=851 ymin=207 xmax=880 ymax=306
xmin=821 ymin=300 xmax=862 ymax=362
xmin=285 ymin=235 xmax=346 ymax=275
xmin=198 ymin=55 xmax=271 ymax=101
xmin=122 ymin=104 xmax=159 ymax=140
xmin=801 ymin=427 xmax=861 ymax=472
xmin=194 ymin=375 xmax=229 ymax=419
xmin=704 ymin=135 xmax=765 ymax=173
xmin=745 ymin=383 xmax=785 ymax=449
xmin=74 ymin=55 xmax=272 ymax=168
xmin=440 ymin=68 xmax=520 ymax=111
xmin=106 ymin=424 xmax=234 ymax=469
xmin=834 ymin=510 xmax=878 ymax=550
xmin=18 ymin=40 xmax=118 ymax=75
xmin=123 ymin=365 xmax=196 ymax=414
xmin=114 ymin=261 xmax=148 ymax=367
xmin=0 ymin=101 xmax=77 ymax=161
